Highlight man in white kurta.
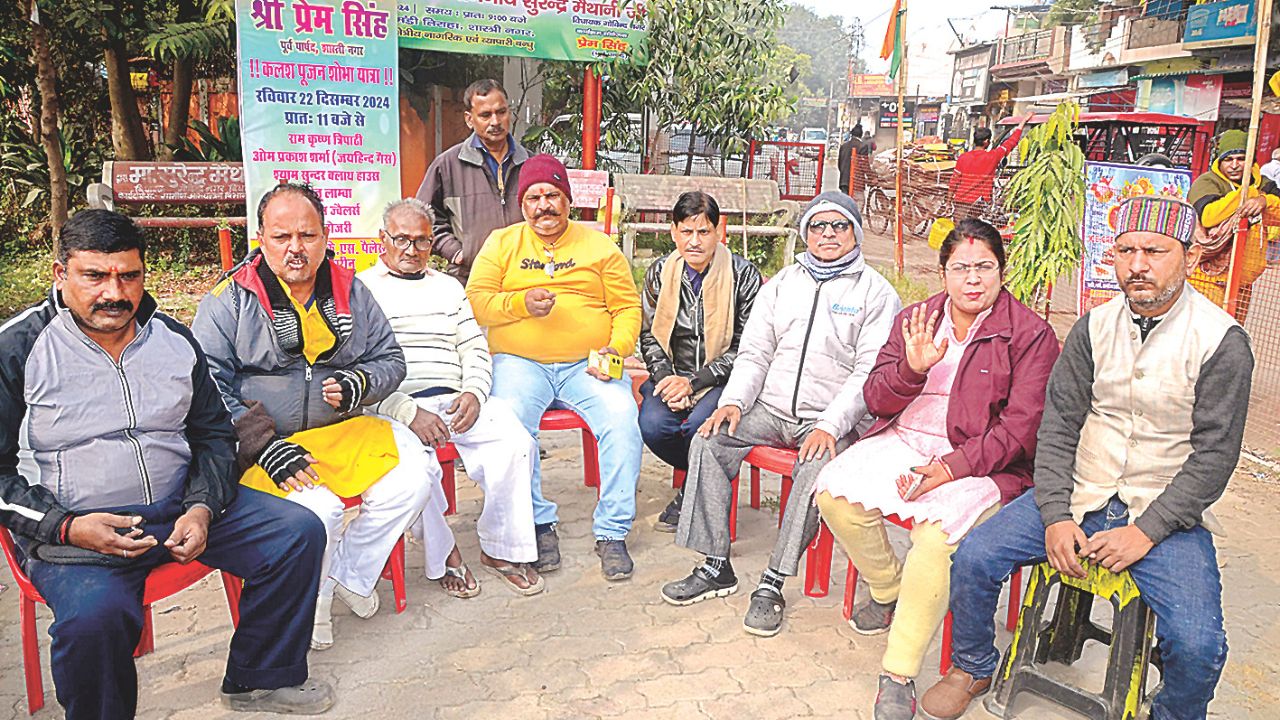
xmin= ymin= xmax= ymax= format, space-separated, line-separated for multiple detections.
xmin=360 ymin=198 xmax=543 ymax=596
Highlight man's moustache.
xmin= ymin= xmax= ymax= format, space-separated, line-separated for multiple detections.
xmin=93 ymin=300 xmax=133 ymax=313
xmin=535 ymin=209 xmax=560 ymax=219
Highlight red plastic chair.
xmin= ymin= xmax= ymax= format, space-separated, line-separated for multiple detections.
xmin=436 ymin=442 xmax=461 ymax=516
xmin=539 ymin=409 xmax=602 ymax=490
xmin=0 ymin=526 xmax=242 ymax=715
xmin=832 ymin=513 xmax=1024 ymax=675
xmin=739 ymin=446 xmax=833 ymax=599
xmin=337 ymin=497 xmax=409 ymax=614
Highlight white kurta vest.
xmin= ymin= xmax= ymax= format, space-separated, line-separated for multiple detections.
xmin=1071 ymin=285 xmax=1238 ymax=534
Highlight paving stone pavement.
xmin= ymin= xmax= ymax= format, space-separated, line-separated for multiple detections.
xmin=2 ymin=228 xmax=1277 ymax=718
xmin=1 ymin=434 xmax=1277 ymax=719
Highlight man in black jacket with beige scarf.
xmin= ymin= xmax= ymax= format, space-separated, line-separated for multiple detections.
xmin=637 ymin=191 xmax=762 ymax=532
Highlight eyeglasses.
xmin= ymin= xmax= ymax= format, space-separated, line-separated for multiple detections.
xmin=807 ymin=220 xmax=853 ymax=234
xmin=944 ymin=261 xmax=1000 ymax=278
xmin=386 ymin=234 xmax=432 ymax=252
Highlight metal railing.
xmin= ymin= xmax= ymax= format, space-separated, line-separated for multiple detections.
xmin=996 ymin=28 xmax=1058 ymax=65
xmin=1126 ymin=16 xmax=1186 ymax=49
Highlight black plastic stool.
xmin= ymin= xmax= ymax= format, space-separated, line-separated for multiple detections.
xmin=985 ymin=561 xmax=1161 ymax=720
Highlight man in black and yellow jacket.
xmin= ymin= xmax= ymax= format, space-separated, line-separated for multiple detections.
xmin=194 ymin=184 xmax=451 ymax=652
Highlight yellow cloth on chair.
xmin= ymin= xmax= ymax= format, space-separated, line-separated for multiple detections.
xmin=241 ymin=415 xmax=400 ymax=499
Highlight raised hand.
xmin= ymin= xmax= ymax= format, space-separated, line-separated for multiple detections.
xmin=902 ymin=306 xmax=948 ymax=375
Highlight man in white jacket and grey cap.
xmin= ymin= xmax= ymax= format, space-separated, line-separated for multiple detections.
xmin=661 ymin=191 xmax=901 ymax=637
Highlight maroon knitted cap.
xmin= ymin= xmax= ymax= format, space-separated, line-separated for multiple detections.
xmin=517 ymin=154 xmax=573 ymax=204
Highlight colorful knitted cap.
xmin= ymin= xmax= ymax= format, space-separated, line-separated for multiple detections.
xmin=1114 ymin=195 xmax=1198 ymax=248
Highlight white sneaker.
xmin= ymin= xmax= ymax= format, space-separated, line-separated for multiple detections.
xmin=311 ymin=594 xmax=334 ymax=651
xmin=334 ymin=582 xmax=380 ymax=619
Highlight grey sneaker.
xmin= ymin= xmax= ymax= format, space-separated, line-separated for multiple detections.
xmin=874 ymin=674 xmax=917 ymax=720
xmin=851 ymin=597 xmax=897 ymax=635
xmin=534 ymin=525 xmax=560 ymax=572
xmin=221 ymin=678 xmax=335 ymax=714
xmin=653 ymin=490 xmax=683 ymax=533
xmin=595 ymin=539 xmax=634 ymax=581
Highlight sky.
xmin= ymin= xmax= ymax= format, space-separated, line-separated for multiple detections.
xmin=793 ymin=0 xmax=1011 ymax=97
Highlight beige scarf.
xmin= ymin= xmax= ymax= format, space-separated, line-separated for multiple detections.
xmin=651 ymin=243 xmax=735 ymax=403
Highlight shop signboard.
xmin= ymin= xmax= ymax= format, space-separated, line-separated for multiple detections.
xmin=1183 ymin=0 xmax=1256 ymax=49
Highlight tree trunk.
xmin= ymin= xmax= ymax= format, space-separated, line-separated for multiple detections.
xmin=161 ymin=57 xmax=194 ymax=159
xmin=683 ymin=120 xmax=699 ymax=176
xmin=159 ymin=0 xmax=196 ymax=160
xmin=104 ymin=35 xmax=152 ymax=160
xmin=29 ymin=1 xmax=68 ymax=249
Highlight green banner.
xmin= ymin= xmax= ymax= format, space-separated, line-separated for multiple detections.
xmin=397 ymin=0 xmax=648 ymax=62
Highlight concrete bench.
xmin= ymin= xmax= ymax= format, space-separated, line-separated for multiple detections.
xmin=612 ymin=174 xmax=799 ymax=262
xmin=87 ymin=161 xmax=247 ymax=270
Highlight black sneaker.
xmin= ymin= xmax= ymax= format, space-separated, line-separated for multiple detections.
xmin=661 ymin=564 xmax=738 ymax=605
xmin=653 ymin=490 xmax=683 ymax=533
xmin=595 ymin=540 xmax=634 ymax=581
xmin=851 ymin=597 xmax=897 ymax=635
xmin=873 ymin=674 xmax=917 ymax=720
xmin=534 ymin=525 xmax=560 ymax=573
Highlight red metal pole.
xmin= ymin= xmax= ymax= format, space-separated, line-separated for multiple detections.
xmin=582 ymin=67 xmax=601 ymax=171
xmin=218 ymin=226 xmax=234 ymax=272
xmin=581 ymin=67 xmax=602 ymax=222
xmin=603 ymin=186 xmax=615 ymax=234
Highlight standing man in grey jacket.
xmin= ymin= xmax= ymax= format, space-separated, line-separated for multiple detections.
xmin=416 ymin=78 xmax=529 ymax=283
xmin=662 ymin=191 xmax=902 ymax=637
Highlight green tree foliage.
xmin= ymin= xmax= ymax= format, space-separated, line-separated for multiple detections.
xmin=1003 ymin=102 xmax=1086 ymax=307
xmin=777 ymin=5 xmax=862 ymax=131
xmin=609 ymin=0 xmax=794 ymax=171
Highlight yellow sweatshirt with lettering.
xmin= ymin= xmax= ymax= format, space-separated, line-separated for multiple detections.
xmin=466 ymin=221 xmax=641 ymax=363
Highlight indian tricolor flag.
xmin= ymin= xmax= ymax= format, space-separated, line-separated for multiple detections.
xmin=880 ymin=0 xmax=905 ymax=81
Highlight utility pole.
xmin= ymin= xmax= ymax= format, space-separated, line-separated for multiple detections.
xmin=894 ymin=0 xmax=908 ymax=274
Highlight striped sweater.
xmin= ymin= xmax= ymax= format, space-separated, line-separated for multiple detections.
xmin=358 ymin=260 xmax=492 ymax=425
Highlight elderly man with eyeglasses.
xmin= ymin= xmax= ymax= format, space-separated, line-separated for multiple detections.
xmin=465 ymin=154 xmax=644 ymax=582
xmin=661 ymin=191 xmax=901 ymax=638
xmin=359 ymin=198 xmax=543 ymax=598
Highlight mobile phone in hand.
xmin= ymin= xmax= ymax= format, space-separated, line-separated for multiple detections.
xmin=900 ymin=471 xmax=925 ymax=500
xmin=113 ymin=512 xmax=144 ymax=537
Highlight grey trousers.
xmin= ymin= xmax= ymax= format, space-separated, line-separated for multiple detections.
xmin=675 ymin=403 xmax=852 ymax=576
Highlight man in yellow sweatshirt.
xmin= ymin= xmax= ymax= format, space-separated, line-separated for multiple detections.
xmin=466 ymin=154 xmax=643 ymax=581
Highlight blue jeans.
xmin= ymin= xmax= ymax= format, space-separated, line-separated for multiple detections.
xmin=949 ymin=492 xmax=1227 ymax=720
xmin=490 ymin=354 xmax=642 ymax=540
xmin=27 ymin=488 xmax=326 ymax=720
xmin=637 ymin=379 xmax=723 ymax=471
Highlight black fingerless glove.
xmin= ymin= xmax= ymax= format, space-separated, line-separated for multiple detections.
xmin=331 ymin=369 xmax=369 ymax=413
xmin=257 ymin=438 xmax=310 ymax=488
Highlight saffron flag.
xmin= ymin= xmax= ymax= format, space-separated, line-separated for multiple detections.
xmin=880 ymin=0 xmax=904 ymax=81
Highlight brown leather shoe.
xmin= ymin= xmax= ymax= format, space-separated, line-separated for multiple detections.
xmin=919 ymin=667 xmax=992 ymax=720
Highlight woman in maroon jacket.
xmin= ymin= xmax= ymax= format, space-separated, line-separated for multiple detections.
xmin=814 ymin=219 xmax=1060 ymax=719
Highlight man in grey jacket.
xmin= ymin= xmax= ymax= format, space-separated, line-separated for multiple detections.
xmin=662 ymin=191 xmax=902 ymax=637
xmin=0 ymin=210 xmax=332 ymax=716
xmin=416 ymin=78 xmax=529 ymax=283
xmin=193 ymin=184 xmax=444 ymax=652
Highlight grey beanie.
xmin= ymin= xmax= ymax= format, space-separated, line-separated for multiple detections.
xmin=799 ymin=191 xmax=865 ymax=246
